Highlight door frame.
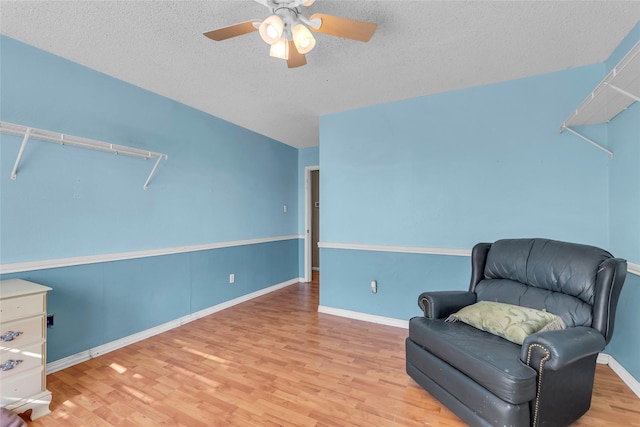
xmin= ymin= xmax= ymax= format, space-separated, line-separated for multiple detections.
xmin=304 ymin=165 xmax=319 ymax=283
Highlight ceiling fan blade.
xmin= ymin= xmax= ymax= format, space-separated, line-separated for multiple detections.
xmin=287 ymin=41 xmax=307 ymax=68
xmin=308 ymin=13 xmax=376 ymax=42
xmin=203 ymin=20 xmax=260 ymax=41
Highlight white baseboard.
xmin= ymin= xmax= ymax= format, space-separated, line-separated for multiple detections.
xmin=318 ymin=307 xmax=640 ymax=399
xmin=596 ymin=353 xmax=610 ymax=365
xmin=47 ymin=284 xmax=640 ymax=401
xmin=317 ymin=305 xmax=409 ymax=329
xmin=597 ymin=353 xmax=640 ymax=398
xmin=46 ymin=277 xmax=302 ymax=374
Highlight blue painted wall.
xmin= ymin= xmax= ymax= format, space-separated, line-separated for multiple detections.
xmin=1 ymin=240 xmax=298 ymax=362
xmin=608 ymin=22 xmax=640 ymax=265
xmin=0 ymin=36 xmax=298 ymax=264
xmin=0 ymin=36 xmax=300 ymax=363
xmin=320 ymin=66 xmax=608 ymax=249
xmin=319 ymin=65 xmax=608 ymax=320
xmin=321 ymin=249 xmax=471 ymax=319
xmin=609 ymin=101 xmax=640 ymax=263
xmin=319 ymin=29 xmax=639 ymax=383
xmin=606 ymin=22 xmax=640 ymax=382
xmin=610 ymin=274 xmax=640 ymax=381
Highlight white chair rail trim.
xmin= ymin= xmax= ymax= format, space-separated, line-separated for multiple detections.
xmin=0 ymin=235 xmax=304 ymax=274
xmin=317 ymin=242 xmax=471 ymax=257
xmin=628 ymin=262 xmax=640 ymax=276
xmin=318 ymin=242 xmax=640 ymax=277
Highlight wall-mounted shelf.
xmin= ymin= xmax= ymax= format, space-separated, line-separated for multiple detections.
xmin=559 ymin=40 xmax=640 ymax=159
xmin=0 ymin=121 xmax=168 ymax=189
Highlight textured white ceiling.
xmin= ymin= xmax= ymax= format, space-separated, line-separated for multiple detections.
xmin=1 ymin=1 xmax=639 ymax=148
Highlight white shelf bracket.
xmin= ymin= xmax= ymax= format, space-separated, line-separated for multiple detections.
xmin=560 ymin=125 xmax=614 ymax=159
xmin=605 ymin=83 xmax=640 ymax=103
xmin=10 ymin=127 xmax=31 ymax=180
xmin=143 ymin=154 xmax=167 ymax=190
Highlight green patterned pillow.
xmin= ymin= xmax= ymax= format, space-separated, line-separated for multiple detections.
xmin=446 ymin=301 xmax=566 ymax=345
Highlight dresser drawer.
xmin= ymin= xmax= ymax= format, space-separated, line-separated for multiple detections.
xmin=0 ymin=294 xmax=46 ymax=322
xmin=0 ymin=341 xmax=44 ymax=380
xmin=0 ymin=366 xmax=44 ymax=407
xmin=1 ymin=316 xmax=44 ymax=348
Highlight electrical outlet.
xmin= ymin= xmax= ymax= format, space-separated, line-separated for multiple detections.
xmin=371 ymin=280 xmax=377 ymax=294
xmin=283 ymin=204 xmax=288 ymax=213
xmin=47 ymin=314 xmax=55 ymax=328
xmin=229 ymin=273 xmax=235 ymax=284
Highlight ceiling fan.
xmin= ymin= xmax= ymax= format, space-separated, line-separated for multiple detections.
xmin=203 ymin=0 xmax=377 ymax=68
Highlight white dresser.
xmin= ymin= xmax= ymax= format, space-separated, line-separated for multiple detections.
xmin=0 ymin=279 xmax=52 ymax=420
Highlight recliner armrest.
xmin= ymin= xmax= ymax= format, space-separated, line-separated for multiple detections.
xmin=520 ymin=327 xmax=606 ymax=371
xmin=418 ymin=291 xmax=476 ymax=319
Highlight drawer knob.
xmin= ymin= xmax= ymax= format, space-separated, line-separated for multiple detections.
xmin=1 ymin=359 xmax=23 ymax=371
xmin=0 ymin=331 xmax=23 ymax=342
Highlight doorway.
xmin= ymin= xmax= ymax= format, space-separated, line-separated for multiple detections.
xmin=304 ymin=166 xmax=319 ymax=283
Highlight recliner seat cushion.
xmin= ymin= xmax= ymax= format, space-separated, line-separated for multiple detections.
xmin=408 ymin=317 xmax=537 ymax=404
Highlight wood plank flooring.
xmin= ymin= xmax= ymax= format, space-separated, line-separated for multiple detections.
xmin=20 ymin=272 xmax=640 ymax=426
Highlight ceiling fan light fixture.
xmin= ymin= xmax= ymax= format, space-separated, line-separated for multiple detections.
xmin=259 ymin=15 xmax=284 ymax=45
xmin=204 ymin=2 xmax=378 ymax=68
xmin=269 ymin=37 xmax=290 ymax=60
xmin=292 ymin=24 xmax=316 ymax=54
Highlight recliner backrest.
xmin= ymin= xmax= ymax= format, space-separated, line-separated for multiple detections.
xmin=484 ymin=239 xmax=609 ymax=304
xmin=469 ymin=238 xmax=627 ymax=342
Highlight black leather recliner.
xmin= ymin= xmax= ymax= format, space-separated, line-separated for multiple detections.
xmin=406 ymin=238 xmax=627 ymax=427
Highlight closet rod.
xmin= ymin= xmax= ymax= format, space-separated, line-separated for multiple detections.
xmin=0 ymin=121 xmax=168 ymax=189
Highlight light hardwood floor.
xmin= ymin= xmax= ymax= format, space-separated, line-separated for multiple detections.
xmin=20 ymin=272 xmax=640 ymax=426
